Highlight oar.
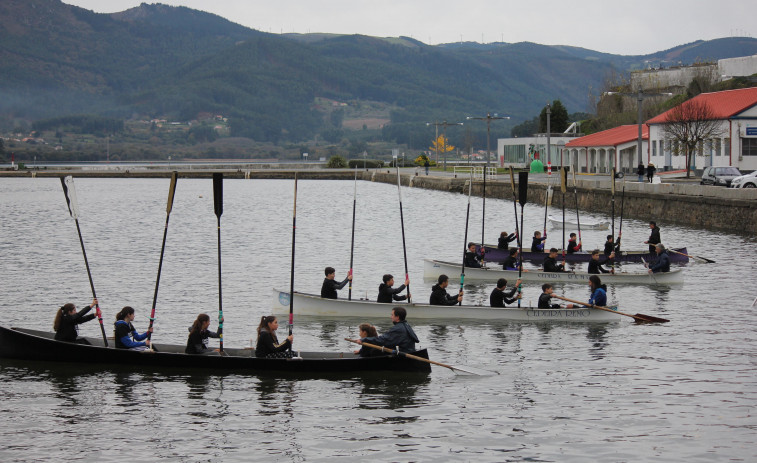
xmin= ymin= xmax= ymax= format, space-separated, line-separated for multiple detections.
xmin=509 ymin=167 xmax=522 ymax=307
xmin=542 ymin=175 xmax=549 ymax=246
xmin=617 ymin=185 xmax=625 ymax=257
xmin=348 ymin=167 xmax=357 ymax=300
xmin=572 ymin=168 xmax=582 ymax=253
xmin=288 ymin=174 xmax=298 ymax=346
xmin=518 ymin=171 xmax=528 ymax=306
xmin=146 ymin=172 xmax=178 ymax=350
xmin=667 ymin=248 xmax=715 ymax=264
xmin=395 ymin=166 xmax=411 ymax=303
xmin=213 ymin=173 xmax=224 ymax=353
xmin=459 ymin=171 xmax=474 ymax=305
xmin=560 ymin=167 xmax=567 ymax=266
xmin=610 ymin=168 xmax=616 ymax=272
xmin=481 ymin=157 xmax=487 ymax=266
xmin=552 ymin=295 xmax=669 ymax=323
xmin=60 ymin=176 xmax=108 ymax=346
xmin=345 ymin=339 xmax=497 ymax=376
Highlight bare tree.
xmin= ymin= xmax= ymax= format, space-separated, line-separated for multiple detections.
xmin=661 ymin=99 xmax=725 ymax=178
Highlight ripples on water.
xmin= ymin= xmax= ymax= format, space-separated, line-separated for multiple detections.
xmin=0 ymin=177 xmax=755 ymax=462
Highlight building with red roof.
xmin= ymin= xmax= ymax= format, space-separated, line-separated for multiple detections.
xmin=646 ymin=87 xmax=757 ymax=172
xmin=564 ymin=124 xmax=649 ymax=174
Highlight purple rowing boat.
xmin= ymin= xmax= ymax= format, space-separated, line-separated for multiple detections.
xmin=475 ymin=245 xmax=689 ymax=264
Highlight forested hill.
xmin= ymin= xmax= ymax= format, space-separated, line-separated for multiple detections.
xmin=2 ymin=0 xmax=756 ymax=143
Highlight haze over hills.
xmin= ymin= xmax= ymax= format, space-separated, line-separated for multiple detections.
xmin=1 ymin=0 xmax=756 ymax=146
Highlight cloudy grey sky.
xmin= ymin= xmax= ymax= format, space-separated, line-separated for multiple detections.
xmin=63 ymin=0 xmax=754 ymax=55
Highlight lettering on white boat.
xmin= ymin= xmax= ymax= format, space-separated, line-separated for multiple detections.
xmin=526 ymin=309 xmax=592 ymax=317
xmin=278 ymin=292 xmax=290 ymax=306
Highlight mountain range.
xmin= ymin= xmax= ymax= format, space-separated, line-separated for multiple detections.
xmin=2 ymin=0 xmax=756 ymax=145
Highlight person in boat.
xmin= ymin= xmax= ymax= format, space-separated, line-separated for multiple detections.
xmin=53 ymin=297 xmax=99 ymax=344
xmin=356 ymin=307 xmax=419 ymax=352
xmin=585 ymin=275 xmax=608 ymax=307
xmin=502 ymin=248 xmax=527 ymax=272
xmin=603 ymin=234 xmax=620 ymax=261
xmin=377 ymin=274 xmax=410 ymax=303
xmin=114 ymin=306 xmax=152 ymax=350
xmin=429 ymin=274 xmax=463 ymax=305
xmin=538 ymin=284 xmax=573 ymax=309
xmin=647 ymin=243 xmax=671 ymax=274
xmin=464 ymin=242 xmax=484 ymax=268
xmin=588 ymin=250 xmax=611 ymax=274
xmin=490 ymin=278 xmax=522 ymax=307
xmin=644 ymin=221 xmax=661 ymax=254
xmin=531 ymin=231 xmax=547 ymax=252
xmin=321 ymin=266 xmax=352 ymax=299
xmin=498 ymin=231 xmax=517 ymax=250
xmin=542 ymin=248 xmax=566 ymax=272
xmin=567 ymin=233 xmax=582 ymax=254
xmin=185 ymin=313 xmax=222 ymax=355
xmin=353 ymin=323 xmax=380 ymax=357
xmin=255 ymin=315 xmax=294 ymax=358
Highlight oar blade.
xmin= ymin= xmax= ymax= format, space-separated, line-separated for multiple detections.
xmin=60 ymin=176 xmax=80 ymax=219
xmin=518 ymin=172 xmax=528 ymax=206
xmin=509 ymin=167 xmax=516 ymax=194
xmin=560 ymin=167 xmax=567 ymax=194
xmin=213 ymin=173 xmax=223 ymax=218
xmin=633 ymin=313 xmax=670 ymax=323
xmin=166 ymin=172 xmax=178 ymax=214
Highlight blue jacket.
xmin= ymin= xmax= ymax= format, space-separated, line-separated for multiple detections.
xmin=362 ymin=320 xmax=419 ymax=352
xmin=114 ymin=320 xmax=149 ymax=349
xmin=588 ymin=287 xmax=607 ymax=307
xmin=649 ymin=251 xmax=670 ymax=273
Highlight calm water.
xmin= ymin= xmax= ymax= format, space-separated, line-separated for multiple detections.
xmin=0 ymin=177 xmax=755 ymax=462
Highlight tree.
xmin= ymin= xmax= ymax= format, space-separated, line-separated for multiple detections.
xmin=661 ymin=99 xmax=725 ymax=178
xmin=539 ymin=100 xmax=569 ymax=133
xmin=429 ymin=135 xmax=454 ymax=158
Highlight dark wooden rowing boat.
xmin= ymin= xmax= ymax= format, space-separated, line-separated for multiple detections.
xmin=0 ymin=326 xmax=431 ymax=374
xmin=476 ymin=245 xmax=689 ymax=264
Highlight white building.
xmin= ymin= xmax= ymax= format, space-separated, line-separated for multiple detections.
xmin=646 ymin=87 xmax=757 ymax=172
xmin=498 ymin=135 xmax=579 ymax=168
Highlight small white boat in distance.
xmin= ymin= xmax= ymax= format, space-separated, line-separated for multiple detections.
xmin=548 ymin=215 xmax=610 ymax=230
xmin=272 ymin=289 xmax=621 ymax=322
xmin=423 ymin=259 xmax=684 ymax=285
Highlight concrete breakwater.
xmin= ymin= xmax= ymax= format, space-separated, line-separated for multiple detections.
xmin=3 ymin=169 xmax=755 ymax=234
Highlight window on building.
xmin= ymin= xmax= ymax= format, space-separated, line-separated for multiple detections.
xmin=715 ymin=138 xmax=721 ymax=156
xmin=743 ymin=138 xmax=757 ymax=157
xmin=725 ymin=138 xmax=730 ymax=157
xmin=652 ymin=140 xmax=657 ymax=157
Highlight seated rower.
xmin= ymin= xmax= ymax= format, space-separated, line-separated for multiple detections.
xmin=114 ymin=306 xmax=152 ymax=350
xmin=498 ymin=231 xmax=517 ymax=250
xmin=255 ymin=315 xmax=293 ymax=358
xmin=567 ymin=233 xmax=582 ymax=254
xmin=588 ymin=250 xmax=611 ymax=274
xmin=502 ymin=248 xmax=524 ymax=271
xmin=586 ymin=275 xmax=607 ymax=307
xmin=538 ymin=284 xmax=573 ymax=309
xmin=353 ymin=323 xmax=380 ymax=357
xmin=647 ymin=244 xmax=671 ymax=274
xmin=429 ymin=274 xmax=463 ymax=305
xmin=531 ymin=231 xmax=547 ymax=252
xmin=464 ymin=242 xmax=484 ymax=268
xmin=490 ymin=278 xmax=522 ymax=307
xmin=377 ymin=274 xmax=410 ymax=303
xmin=185 ymin=313 xmax=222 ymax=355
xmin=356 ymin=307 xmax=419 ymax=352
xmin=53 ymin=297 xmax=99 ymax=344
xmin=321 ymin=266 xmax=352 ymax=299
xmin=603 ymin=234 xmax=620 ymax=259
xmin=542 ymin=248 xmax=566 ymax=272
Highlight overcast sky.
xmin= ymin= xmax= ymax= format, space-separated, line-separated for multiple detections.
xmin=63 ymin=0 xmax=755 ymax=55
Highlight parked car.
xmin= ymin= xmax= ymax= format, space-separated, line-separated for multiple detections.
xmin=729 ymin=170 xmax=757 ymax=188
xmin=700 ymin=166 xmax=742 ymax=186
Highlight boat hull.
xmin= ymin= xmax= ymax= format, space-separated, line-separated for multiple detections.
xmin=272 ymin=290 xmax=621 ymax=322
xmin=548 ymin=215 xmax=609 ymax=230
xmin=0 ymin=326 xmax=430 ymax=373
xmin=476 ymin=245 xmax=689 ymax=264
xmin=424 ymin=259 xmax=684 ymax=285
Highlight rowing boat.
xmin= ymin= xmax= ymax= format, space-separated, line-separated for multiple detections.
xmin=272 ymin=289 xmax=621 ymax=322
xmin=547 ymin=215 xmax=609 ymax=230
xmin=475 ymin=245 xmax=690 ymax=264
xmin=424 ymin=259 xmax=684 ymax=285
xmin=0 ymin=326 xmax=431 ymax=373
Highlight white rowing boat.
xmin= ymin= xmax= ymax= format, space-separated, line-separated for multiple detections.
xmin=271 ymin=289 xmax=621 ymax=322
xmin=548 ymin=215 xmax=610 ymax=230
xmin=423 ymin=259 xmax=684 ymax=285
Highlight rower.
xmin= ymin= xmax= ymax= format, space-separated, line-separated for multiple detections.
xmin=538 ymin=284 xmax=573 ymax=309
xmin=588 ymin=250 xmax=611 ymax=274
xmin=647 ymin=244 xmax=671 ymax=273
xmin=490 ymin=278 xmax=522 ymax=307
xmin=464 ymin=242 xmax=483 ymax=268
xmin=321 ymin=266 xmax=352 ymax=299
xmin=356 ymin=307 xmax=419 ymax=352
xmin=377 ymin=274 xmax=410 ymax=303
xmin=567 ymin=232 xmax=582 ymax=254
xmin=542 ymin=248 xmax=566 ymax=272
xmin=429 ymin=274 xmax=463 ymax=305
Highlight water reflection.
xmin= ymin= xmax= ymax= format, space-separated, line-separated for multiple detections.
xmin=585 ymin=324 xmax=609 ymax=359
xmin=355 ymin=374 xmax=430 ymax=424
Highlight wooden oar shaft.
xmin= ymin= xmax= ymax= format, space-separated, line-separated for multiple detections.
xmin=148 ymin=173 xmax=179 ymax=343
xmin=667 ymin=248 xmax=714 ymax=263
xmin=396 ymin=167 xmax=411 ymax=303
xmin=348 ymin=168 xmax=357 ymax=300
xmin=552 ymin=295 xmax=668 ymax=323
xmin=345 ymin=338 xmax=457 ymax=371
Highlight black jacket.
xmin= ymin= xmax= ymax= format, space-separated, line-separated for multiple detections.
xmin=362 ymin=320 xmax=419 ymax=352
xmin=498 ymin=233 xmax=517 ymax=250
xmin=54 ymin=305 xmax=96 ymax=342
xmin=649 ymin=251 xmax=671 ymax=273
xmin=321 ymin=277 xmax=349 ymax=299
xmin=543 ymin=256 xmax=565 ymax=272
xmin=185 ymin=328 xmax=220 ymax=354
xmin=531 ymin=236 xmax=547 ymax=252
xmin=604 ymin=239 xmax=620 ymax=256
xmin=502 ymin=255 xmax=520 ymax=270
xmin=588 ymin=259 xmax=610 ymax=274
xmin=429 ymin=284 xmax=459 ymax=305
xmin=464 ymin=250 xmax=482 ymax=268
xmin=377 ymin=283 xmax=407 ymax=303
xmin=490 ymin=286 xmax=518 ymax=307
xmin=255 ymin=329 xmax=291 ymax=358
xmin=648 ymin=227 xmax=661 ymax=246
xmin=538 ymin=293 xmax=560 ymax=309
xmin=567 ymin=238 xmax=581 ymax=254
